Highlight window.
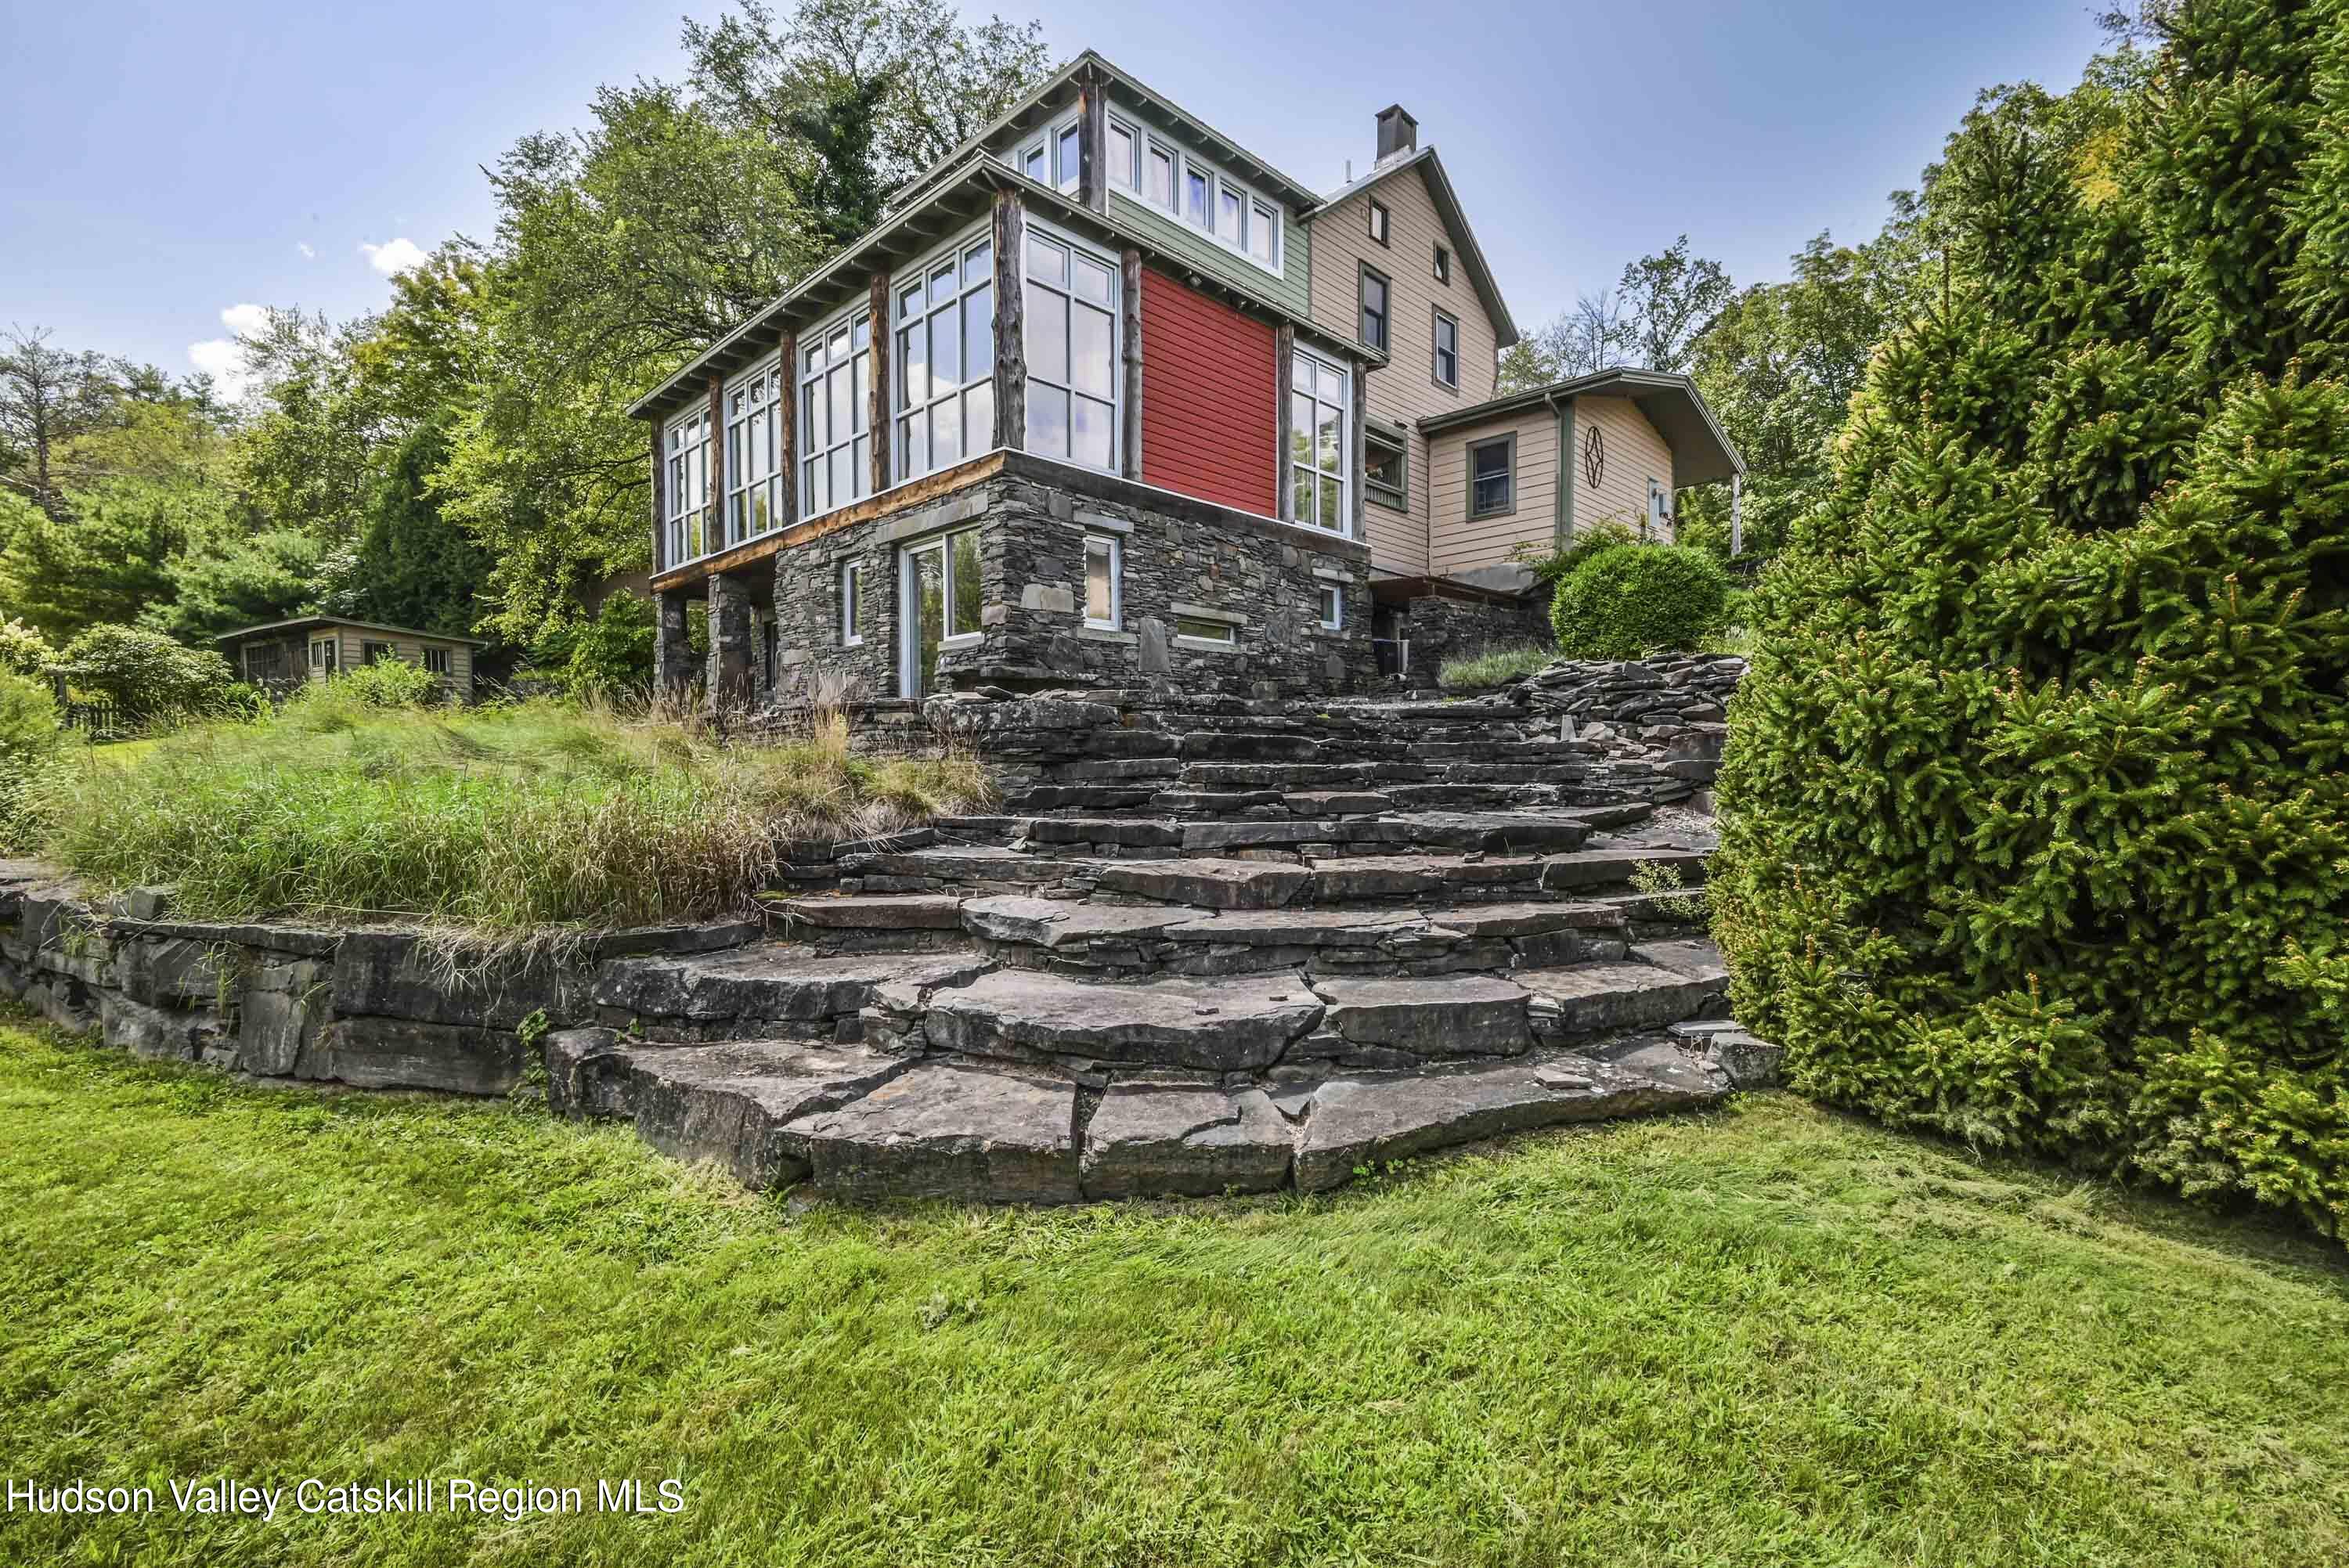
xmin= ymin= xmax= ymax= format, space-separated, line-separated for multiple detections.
xmin=1317 ymin=584 xmax=1344 ymax=631
xmin=1107 ymin=121 xmax=1137 ymax=189
xmin=1468 ymin=434 xmax=1515 ymax=519
xmin=422 ymin=647 xmax=451 ymax=676
xmin=361 ymin=640 xmax=395 ymax=665
xmin=1434 ymin=245 xmax=1452 ymax=284
xmin=1249 ymin=199 xmax=1278 ymax=265
xmin=1290 ymin=349 xmax=1349 ymax=532
xmin=1365 ymin=428 xmax=1407 ymax=511
xmin=243 ymin=643 xmax=285 ymax=683
xmin=1648 ymin=478 xmax=1673 ymax=537
xmin=724 ymin=358 xmax=785 ymax=547
xmin=1367 ymin=199 xmax=1390 ymax=246
xmin=840 ymin=560 xmax=869 ymax=645
xmin=1432 ymin=309 xmax=1460 ymax=390
xmin=1217 ymin=182 xmax=1244 ymax=248
xmin=799 ymin=305 xmax=872 ymax=519
xmin=663 ymin=406 xmax=712 ymax=567
xmin=1055 ymin=121 xmax=1081 ymax=194
xmin=1023 ymin=228 xmax=1119 ymax=472
xmin=309 ymin=636 xmax=338 ymax=676
xmin=1184 ymin=166 xmax=1210 ymax=229
xmin=1174 ymin=615 xmax=1236 ymax=644
xmin=900 ymin=528 xmax=983 ymax=697
xmin=1083 ymin=534 xmax=1120 ymax=629
xmin=1019 ymin=139 xmax=1047 ymax=183
xmin=1359 ymin=265 xmax=1389 ymax=352
xmin=896 ymin=232 xmax=996 ymax=484
xmin=1145 ymin=145 xmax=1174 ymax=209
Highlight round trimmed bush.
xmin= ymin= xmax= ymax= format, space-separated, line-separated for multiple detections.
xmin=1549 ymin=542 xmax=1730 ymax=660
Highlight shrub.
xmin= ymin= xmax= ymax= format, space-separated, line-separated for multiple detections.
xmin=1437 ymin=644 xmax=1553 ymax=691
xmin=1549 ymin=543 xmax=1730 ymax=660
xmin=1712 ymin=2 xmax=2349 ymax=1242
xmin=530 ymin=591 xmax=655 ymax=697
xmin=334 ymin=656 xmax=442 ymax=709
xmin=48 ymin=625 xmax=234 ymax=721
xmin=0 ymin=670 xmax=65 ymax=854
xmin=0 ymin=618 xmax=52 ymax=679
xmin=1510 ymin=518 xmax=1637 ymax=590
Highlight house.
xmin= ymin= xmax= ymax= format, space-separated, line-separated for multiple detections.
xmin=216 ymin=615 xmax=485 ymax=699
xmin=630 ymin=52 xmax=1741 ymax=703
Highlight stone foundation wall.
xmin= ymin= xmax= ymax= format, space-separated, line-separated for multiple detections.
xmin=766 ymin=454 xmax=1377 ymax=705
xmin=1403 ymin=591 xmax=1553 ymax=689
xmin=1522 ymin=656 xmax=1746 ymax=796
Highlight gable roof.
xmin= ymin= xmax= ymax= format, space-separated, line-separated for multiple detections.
xmin=215 ymin=615 xmax=489 ymax=647
xmin=1306 ymin=146 xmax=1518 ymax=349
xmin=1420 ymin=368 xmax=1745 ymax=486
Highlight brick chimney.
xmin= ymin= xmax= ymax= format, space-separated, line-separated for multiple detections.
xmin=1375 ymin=105 xmax=1418 ymax=163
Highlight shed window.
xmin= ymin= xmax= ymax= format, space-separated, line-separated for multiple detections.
xmin=309 ymin=636 xmax=339 ymax=676
xmin=361 ymin=640 xmax=396 ymax=665
xmin=422 ymin=647 xmax=452 ymax=676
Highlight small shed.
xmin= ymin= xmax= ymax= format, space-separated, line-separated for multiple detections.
xmin=217 ymin=616 xmax=487 ymax=699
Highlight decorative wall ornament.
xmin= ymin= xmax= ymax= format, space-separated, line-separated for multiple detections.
xmin=1582 ymin=423 xmax=1606 ymax=489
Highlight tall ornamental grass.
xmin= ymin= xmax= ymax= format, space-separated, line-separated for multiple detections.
xmin=45 ymin=687 xmax=990 ymax=935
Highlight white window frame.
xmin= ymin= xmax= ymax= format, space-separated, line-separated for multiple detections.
xmin=1142 ymin=141 xmax=1175 ymax=211
xmin=1648 ymin=478 xmax=1672 ymax=537
xmin=1021 ymin=220 xmax=1122 ymax=475
xmin=1083 ymin=533 xmax=1121 ymax=630
xmin=1174 ymin=615 xmax=1236 ymax=646
xmin=840 ymin=560 xmax=867 ymax=647
xmin=1133 ymin=136 xmax=1280 ymax=276
xmin=309 ymin=636 xmax=338 ymax=676
xmin=1317 ymin=583 xmax=1344 ymax=630
xmin=1289 ymin=346 xmax=1351 ymax=535
xmin=897 ymin=527 xmax=984 ymax=697
xmin=662 ymin=406 xmax=713 ymax=568
xmin=798 ymin=302 xmax=873 ymax=523
xmin=1106 ymin=117 xmax=1138 ymax=192
xmin=723 ymin=355 xmax=785 ymax=550
xmin=894 ymin=225 xmax=998 ymax=485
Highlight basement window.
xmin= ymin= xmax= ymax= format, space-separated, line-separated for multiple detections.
xmin=840 ymin=560 xmax=868 ymax=646
xmin=1084 ymin=534 xmax=1121 ymax=629
xmin=1317 ymin=585 xmax=1344 ymax=631
xmin=1174 ymin=616 xmax=1236 ymax=644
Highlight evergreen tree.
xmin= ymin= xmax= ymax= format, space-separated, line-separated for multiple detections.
xmin=1712 ymin=0 xmax=2349 ymax=1241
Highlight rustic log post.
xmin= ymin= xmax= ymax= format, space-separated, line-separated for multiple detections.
xmin=868 ymin=273 xmax=892 ymax=495
xmin=1350 ymin=362 xmax=1368 ymax=540
xmin=1078 ymin=68 xmax=1108 ymax=215
xmin=1274 ymin=325 xmax=1295 ymax=521
xmin=706 ymin=373 xmax=727 ymax=552
xmin=993 ymin=189 xmax=1027 ymax=451
xmin=1120 ymin=249 xmax=1144 ymax=480
xmin=648 ymin=421 xmax=664 ymax=571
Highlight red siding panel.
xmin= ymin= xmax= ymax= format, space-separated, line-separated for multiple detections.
xmin=1141 ymin=268 xmax=1278 ymax=516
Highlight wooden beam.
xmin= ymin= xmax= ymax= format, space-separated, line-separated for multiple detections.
xmin=777 ymin=328 xmax=799 ymax=532
xmin=1350 ymin=362 xmax=1367 ymax=542
xmin=1120 ymin=248 xmax=1144 ymax=481
xmin=648 ymin=423 xmax=664 ymax=572
xmin=868 ymin=272 xmax=892 ymax=496
xmin=993 ymin=189 xmax=1027 ymax=451
xmin=1274 ymin=324 xmax=1295 ymax=522
xmin=707 ymin=374 xmax=726 ymax=553
xmin=1079 ymin=68 xmax=1108 ymax=215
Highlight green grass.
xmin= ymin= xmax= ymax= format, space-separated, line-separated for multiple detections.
xmin=1436 ymin=644 xmax=1554 ymax=691
xmin=31 ymin=690 xmax=990 ymax=936
xmin=4 ymin=1016 xmax=2344 ymax=1566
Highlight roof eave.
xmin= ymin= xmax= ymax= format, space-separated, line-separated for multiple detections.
xmin=1416 ymin=368 xmax=1745 ymax=484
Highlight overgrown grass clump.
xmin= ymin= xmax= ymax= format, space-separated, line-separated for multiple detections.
xmin=1436 ymin=643 xmax=1553 ymax=690
xmin=41 ymin=687 xmax=990 ymax=934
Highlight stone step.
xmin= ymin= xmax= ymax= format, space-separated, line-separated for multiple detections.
xmin=962 ymin=806 xmax=1654 ymax=861
xmin=1515 ymin=940 xmax=1730 ymax=1038
xmin=915 ymin=968 xmax=1327 ymax=1072
xmin=592 ymin=944 xmax=985 ymax=1040
xmin=956 ymin=893 xmax=1628 ymax=979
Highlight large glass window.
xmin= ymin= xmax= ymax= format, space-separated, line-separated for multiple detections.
xmin=1023 ymin=229 xmax=1118 ymax=472
xmin=725 ymin=358 xmax=784 ymax=546
xmin=901 ymin=528 xmax=983 ymax=697
xmin=799 ymin=308 xmax=871 ymax=520
xmin=896 ymin=232 xmax=997 ymax=484
xmin=1290 ymin=350 xmax=1349 ymax=533
xmin=664 ymin=406 xmax=712 ymax=566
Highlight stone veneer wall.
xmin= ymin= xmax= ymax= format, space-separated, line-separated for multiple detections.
xmin=768 ymin=454 xmax=1377 ymax=705
xmin=1402 ymin=590 xmax=1554 ymax=689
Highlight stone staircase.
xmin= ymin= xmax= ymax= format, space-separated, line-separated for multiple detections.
xmin=545 ymin=691 xmax=1766 ymax=1202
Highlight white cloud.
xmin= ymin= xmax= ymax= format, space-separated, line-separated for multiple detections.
xmin=297 ymin=242 xmax=316 ymax=259
xmin=186 ymin=302 xmax=269 ymax=401
xmin=360 ymin=237 xmax=428 ymax=276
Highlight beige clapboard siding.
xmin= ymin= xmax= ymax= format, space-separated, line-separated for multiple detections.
xmin=1308 ymin=160 xmax=1501 ymax=575
xmin=311 ymin=625 xmax=474 ymax=690
xmin=1428 ymin=411 xmax=1558 ymax=577
xmin=1572 ymin=395 xmax=1677 ymax=542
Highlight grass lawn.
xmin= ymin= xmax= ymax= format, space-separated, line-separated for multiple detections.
xmin=3 ymin=1015 xmax=2344 ymax=1567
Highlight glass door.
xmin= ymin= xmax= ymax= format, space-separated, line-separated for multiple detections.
xmin=900 ymin=540 xmax=946 ymax=697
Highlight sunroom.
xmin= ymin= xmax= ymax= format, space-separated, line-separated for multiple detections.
xmin=630 ymin=97 xmax=1379 ymax=705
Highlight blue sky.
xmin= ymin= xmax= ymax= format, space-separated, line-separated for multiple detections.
xmin=2 ymin=0 xmax=2109 ymax=394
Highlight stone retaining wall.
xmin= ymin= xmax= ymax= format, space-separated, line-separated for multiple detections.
xmin=1521 ymin=655 xmax=1745 ymax=798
